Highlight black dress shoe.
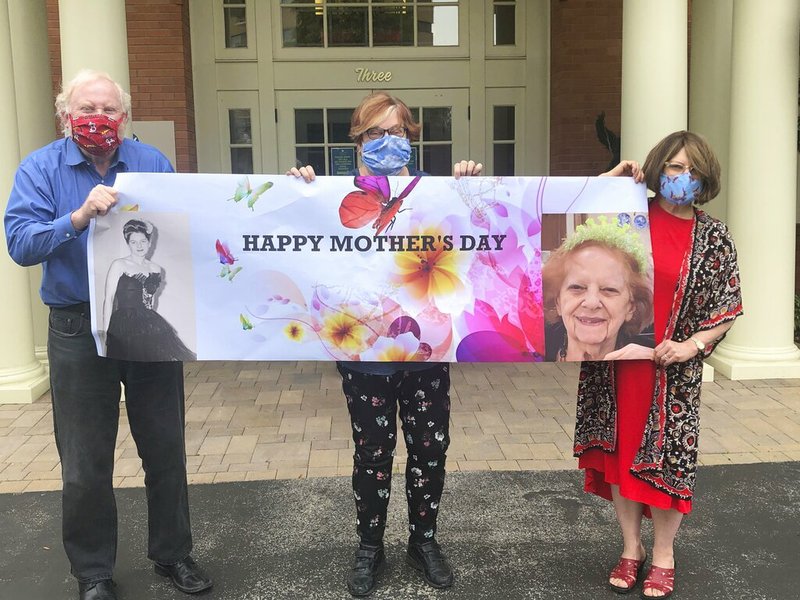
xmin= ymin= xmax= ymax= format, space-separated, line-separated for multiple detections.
xmin=78 ymin=579 xmax=117 ymax=600
xmin=154 ymin=555 xmax=213 ymax=594
xmin=347 ymin=541 xmax=385 ymax=597
xmin=406 ymin=538 xmax=454 ymax=589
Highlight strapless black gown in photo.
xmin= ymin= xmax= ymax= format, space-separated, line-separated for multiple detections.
xmin=106 ymin=272 xmax=196 ymax=362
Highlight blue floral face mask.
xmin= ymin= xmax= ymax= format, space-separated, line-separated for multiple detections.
xmin=360 ymin=135 xmax=411 ymax=176
xmin=659 ymin=172 xmax=703 ymax=206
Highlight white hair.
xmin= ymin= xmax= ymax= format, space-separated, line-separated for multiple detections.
xmin=55 ymin=69 xmax=132 ymax=137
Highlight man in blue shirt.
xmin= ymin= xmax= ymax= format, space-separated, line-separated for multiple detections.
xmin=4 ymin=70 xmax=212 ymax=600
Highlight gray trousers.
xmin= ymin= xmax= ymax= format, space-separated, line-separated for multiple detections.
xmin=48 ymin=303 xmax=192 ymax=583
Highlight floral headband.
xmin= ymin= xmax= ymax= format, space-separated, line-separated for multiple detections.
xmin=124 ymin=219 xmax=154 ymax=237
xmin=561 ymin=215 xmax=649 ymax=274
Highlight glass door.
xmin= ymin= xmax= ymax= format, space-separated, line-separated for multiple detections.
xmin=276 ymin=88 xmax=469 ymax=176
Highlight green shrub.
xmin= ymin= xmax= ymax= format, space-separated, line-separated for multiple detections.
xmin=795 ymin=295 xmax=800 ymax=342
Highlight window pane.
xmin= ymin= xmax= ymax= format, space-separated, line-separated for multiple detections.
xmin=295 ymin=109 xmax=324 ymax=143
xmin=493 ymin=106 xmax=515 ymax=141
xmin=493 ymin=3 xmax=516 ymax=46
xmin=229 ymin=109 xmax=252 ymax=144
xmin=409 ymin=145 xmax=420 ymax=172
xmin=494 ymin=143 xmax=515 ymax=176
xmin=282 ymin=7 xmax=323 ymax=47
xmin=422 ymin=107 xmax=452 ymax=141
xmin=423 ymin=145 xmax=452 ymax=176
xmin=373 ymin=6 xmax=414 ymax=46
xmin=328 ymin=109 xmax=355 ymax=143
xmin=418 ymin=6 xmax=458 ymax=47
xmin=296 ymin=147 xmax=326 ymax=175
xmin=224 ymin=7 xmax=247 ymax=48
xmin=328 ymin=7 xmax=368 ymax=46
xmin=231 ymin=148 xmax=253 ymax=174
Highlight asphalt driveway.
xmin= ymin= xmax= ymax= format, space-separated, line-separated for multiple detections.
xmin=1 ymin=463 xmax=798 ymax=600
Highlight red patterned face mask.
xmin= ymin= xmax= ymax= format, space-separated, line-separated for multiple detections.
xmin=69 ymin=114 xmax=122 ymax=156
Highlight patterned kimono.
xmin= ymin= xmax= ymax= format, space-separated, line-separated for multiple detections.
xmin=573 ymin=210 xmax=743 ymax=499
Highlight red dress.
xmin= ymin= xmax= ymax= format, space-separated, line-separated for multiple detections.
xmin=579 ymin=200 xmax=694 ymax=515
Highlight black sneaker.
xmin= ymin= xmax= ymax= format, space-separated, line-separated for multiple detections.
xmin=347 ymin=541 xmax=385 ymax=597
xmin=406 ymin=538 xmax=454 ymax=589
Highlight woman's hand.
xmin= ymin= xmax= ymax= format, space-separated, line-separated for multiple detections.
xmin=600 ymin=160 xmax=643 ymax=183
xmin=654 ymin=339 xmax=698 ymax=367
xmin=286 ymin=165 xmax=316 ymax=183
xmin=603 ymin=343 xmax=656 ymax=361
xmin=453 ymin=160 xmax=483 ymax=179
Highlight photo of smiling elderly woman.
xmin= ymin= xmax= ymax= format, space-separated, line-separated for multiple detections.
xmin=542 ymin=215 xmax=654 ymax=361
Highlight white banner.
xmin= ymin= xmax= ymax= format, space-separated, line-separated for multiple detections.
xmin=88 ymin=174 xmax=652 ymax=362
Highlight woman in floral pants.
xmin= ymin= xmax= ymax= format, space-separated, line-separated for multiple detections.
xmin=288 ymin=90 xmax=482 ymax=597
xmin=339 ymin=363 xmax=451 ymax=590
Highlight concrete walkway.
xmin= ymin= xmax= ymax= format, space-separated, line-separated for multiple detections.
xmin=1 ymin=362 xmax=799 ymax=493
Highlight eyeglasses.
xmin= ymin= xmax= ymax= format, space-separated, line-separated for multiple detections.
xmin=364 ymin=126 xmax=407 ymax=140
xmin=663 ymin=162 xmax=695 ymax=176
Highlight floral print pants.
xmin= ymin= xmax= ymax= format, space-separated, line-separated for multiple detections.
xmin=338 ymin=363 xmax=451 ymax=544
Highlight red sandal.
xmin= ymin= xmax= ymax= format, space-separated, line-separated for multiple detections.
xmin=608 ymin=554 xmax=647 ymax=594
xmin=641 ymin=564 xmax=675 ymax=599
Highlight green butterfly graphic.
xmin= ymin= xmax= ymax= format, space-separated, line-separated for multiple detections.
xmin=229 ymin=177 xmax=273 ymax=210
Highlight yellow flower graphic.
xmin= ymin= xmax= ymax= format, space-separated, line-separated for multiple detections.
xmin=284 ymin=322 xmax=305 ymax=341
xmin=361 ymin=332 xmax=420 ymax=362
xmin=393 ymin=229 xmax=464 ymax=304
xmin=321 ymin=312 xmax=368 ymax=353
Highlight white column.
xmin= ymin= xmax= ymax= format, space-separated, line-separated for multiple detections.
xmin=619 ymin=2 xmax=712 ymax=379
xmin=9 ymin=0 xmax=55 ymax=365
xmin=688 ymin=0 xmax=733 ymax=223
xmin=706 ymin=0 xmax=800 ymax=379
xmin=58 ymin=0 xmax=130 ymax=93
xmin=620 ymin=0 xmax=688 ymax=162
xmin=0 ymin=0 xmax=49 ymax=404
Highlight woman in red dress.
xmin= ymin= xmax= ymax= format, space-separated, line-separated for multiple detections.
xmin=575 ymin=131 xmax=743 ymax=598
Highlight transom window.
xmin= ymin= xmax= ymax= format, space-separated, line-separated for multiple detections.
xmin=223 ymin=0 xmax=248 ymax=48
xmin=280 ymin=1 xmax=460 ymax=48
xmin=493 ymin=0 xmax=515 ymax=46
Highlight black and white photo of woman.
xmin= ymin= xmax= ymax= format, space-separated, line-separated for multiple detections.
xmin=102 ymin=218 xmax=195 ymax=361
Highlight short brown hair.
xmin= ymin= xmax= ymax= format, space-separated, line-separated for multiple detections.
xmin=542 ymin=240 xmax=653 ymax=336
xmin=642 ymin=130 xmax=721 ymax=205
xmin=349 ymin=91 xmax=421 ymax=146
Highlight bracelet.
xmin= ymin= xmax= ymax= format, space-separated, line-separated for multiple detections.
xmin=689 ymin=336 xmax=706 ymax=353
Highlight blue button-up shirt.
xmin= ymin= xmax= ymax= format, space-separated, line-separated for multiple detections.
xmin=4 ymin=138 xmax=173 ymax=307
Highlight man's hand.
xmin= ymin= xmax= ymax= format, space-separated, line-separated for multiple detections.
xmin=453 ymin=160 xmax=483 ymax=179
xmin=71 ymin=185 xmax=118 ymax=231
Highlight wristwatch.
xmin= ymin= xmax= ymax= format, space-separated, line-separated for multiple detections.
xmin=689 ymin=337 xmax=706 ymax=353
